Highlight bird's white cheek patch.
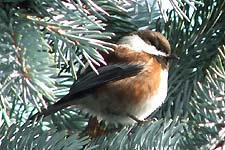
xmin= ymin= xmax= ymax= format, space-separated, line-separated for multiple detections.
xmin=118 ymin=34 xmax=167 ymax=57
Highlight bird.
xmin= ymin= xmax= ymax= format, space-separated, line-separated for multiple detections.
xmin=30 ymin=29 xmax=177 ymax=125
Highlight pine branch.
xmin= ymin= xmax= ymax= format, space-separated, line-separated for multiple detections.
xmin=0 ymin=122 xmax=93 ymax=150
xmin=89 ymin=119 xmax=183 ymax=149
xmin=180 ymin=47 xmax=225 ymax=149
xmin=1 ymin=0 xmax=224 ymax=149
xmin=0 ymin=7 xmax=57 ymax=127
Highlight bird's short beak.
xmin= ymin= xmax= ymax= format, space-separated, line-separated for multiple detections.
xmin=167 ymin=53 xmax=180 ymax=60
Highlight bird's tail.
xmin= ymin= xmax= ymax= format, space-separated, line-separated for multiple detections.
xmin=28 ymin=96 xmax=71 ymax=121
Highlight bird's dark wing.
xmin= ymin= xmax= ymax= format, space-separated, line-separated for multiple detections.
xmin=29 ymin=63 xmax=143 ymax=120
xmin=57 ymin=63 xmax=144 ymax=105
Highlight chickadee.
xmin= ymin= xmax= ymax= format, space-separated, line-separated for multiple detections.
xmin=30 ymin=29 xmax=177 ymax=124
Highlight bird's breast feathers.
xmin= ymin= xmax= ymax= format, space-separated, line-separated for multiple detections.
xmin=136 ymin=68 xmax=168 ymax=121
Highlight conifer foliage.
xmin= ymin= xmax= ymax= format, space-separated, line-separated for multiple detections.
xmin=0 ymin=0 xmax=224 ymax=149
